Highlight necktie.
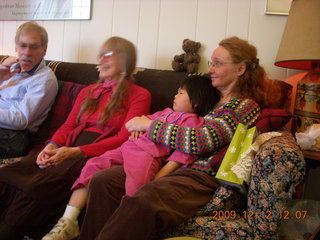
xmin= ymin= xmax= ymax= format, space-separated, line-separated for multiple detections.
xmin=0 ymin=72 xmax=29 ymax=91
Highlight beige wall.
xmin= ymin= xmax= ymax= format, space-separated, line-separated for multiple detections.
xmin=0 ymin=0 xmax=301 ymax=80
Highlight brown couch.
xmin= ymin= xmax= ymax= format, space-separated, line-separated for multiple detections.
xmin=0 ymin=56 xmax=306 ymax=239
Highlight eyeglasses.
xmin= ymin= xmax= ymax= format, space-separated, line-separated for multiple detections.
xmin=17 ymin=43 xmax=42 ymax=50
xmin=101 ymin=51 xmax=117 ymax=58
xmin=208 ymin=60 xmax=233 ymax=68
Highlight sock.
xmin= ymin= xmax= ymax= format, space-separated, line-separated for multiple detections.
xmin=62 ymin=204 xmax=81 ymax=221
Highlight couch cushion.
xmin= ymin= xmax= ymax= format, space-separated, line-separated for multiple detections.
xmin=0 ymin=55 xmax=9 ymax=63
xmin=46 ymin=60 xmax=99 ymax=85
xmin=255 ymin=108 xmax=292 ymax=133
xmin=134 ymin=68 xmax=188 ymax=113
xmin=28 ymin=81 xmax=85 ymax=152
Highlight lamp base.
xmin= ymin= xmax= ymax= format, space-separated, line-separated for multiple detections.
xmin=293 ymin=67 xmax=320 ymax=133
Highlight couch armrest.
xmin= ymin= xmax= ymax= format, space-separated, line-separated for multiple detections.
xmin=247 ymin=130 xmax=305 ymax=239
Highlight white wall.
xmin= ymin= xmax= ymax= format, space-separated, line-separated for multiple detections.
xmin=0 ymin=0 xmax=302 ymax=80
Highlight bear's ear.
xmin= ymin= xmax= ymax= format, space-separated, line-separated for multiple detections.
xmin=183 ymin=39 xmax=189 ymax=44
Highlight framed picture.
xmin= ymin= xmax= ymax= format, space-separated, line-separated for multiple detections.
xmin=265 ymin=0 xmax=292 ymax=15
xmin=0 ymin=0 xmax=92 ymax=20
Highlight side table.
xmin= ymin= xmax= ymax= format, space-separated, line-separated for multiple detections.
xmin=302 ymin=150 xmax=320 ymax=200
xmin=302 ymin=150 xmax=320 ymax=161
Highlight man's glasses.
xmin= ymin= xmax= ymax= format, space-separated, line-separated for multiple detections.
xmin=17 ymin=43 xmax=42 ymax=50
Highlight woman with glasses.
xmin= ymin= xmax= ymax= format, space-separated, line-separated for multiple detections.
xmin=77 ymin=36 xmax=270 ymax=240
xmin=0 ymin=36 xmax=151 ymax=240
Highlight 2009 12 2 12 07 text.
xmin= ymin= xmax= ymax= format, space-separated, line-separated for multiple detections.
xmin=211 ymin=210 xmax=308 ymax=220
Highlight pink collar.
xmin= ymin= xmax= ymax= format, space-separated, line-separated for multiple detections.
xmin=91 ymin=81 xmax=118 ymax=99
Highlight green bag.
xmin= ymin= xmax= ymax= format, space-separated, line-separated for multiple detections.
xmin=215 ymin=123 xmax=257 ymax=194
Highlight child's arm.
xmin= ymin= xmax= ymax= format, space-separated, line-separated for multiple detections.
xmin=128 ymin=110 xmax=164 ymax=140
xmin=154 ymin=161 xmax=182 ymax=179
xmin=128 ymin=131 xmax=144 ymax=140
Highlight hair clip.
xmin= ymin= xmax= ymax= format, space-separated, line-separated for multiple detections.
xmin=250 ymin=58 xmax=259 ymax=70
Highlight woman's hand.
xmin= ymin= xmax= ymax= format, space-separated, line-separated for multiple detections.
xmin=36 ymin=145 xmax=83 ymax=168
xmin=129 ymin=131 xmax=144 ymax=140
xmin=36 ymin=143 xmax=58 ymax=168
xmin=125 ymin=115 xmax=152 ymax=132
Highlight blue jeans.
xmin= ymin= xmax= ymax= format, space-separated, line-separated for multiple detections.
xmin=0 ymin=128 xmax=29 ymax=158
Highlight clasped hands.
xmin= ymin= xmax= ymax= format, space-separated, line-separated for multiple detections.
xmin=36 ymin=144 xmax=83 ymax=168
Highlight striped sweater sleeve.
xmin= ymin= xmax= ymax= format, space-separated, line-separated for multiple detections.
xmin=147 ymin=98 xmax=260 ymax=154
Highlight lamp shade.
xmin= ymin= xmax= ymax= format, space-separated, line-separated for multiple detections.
xmin=275 ymin=0 xmax=320 ymax=70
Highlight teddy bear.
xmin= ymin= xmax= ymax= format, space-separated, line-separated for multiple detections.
xmin=172 ymin=38 xmax=201 ymax=74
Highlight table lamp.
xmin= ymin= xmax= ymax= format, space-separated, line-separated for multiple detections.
xmin=274 ymin=0 xmax=320 ymax=133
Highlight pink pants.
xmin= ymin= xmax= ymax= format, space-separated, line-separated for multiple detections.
xmin=72 ymin=140 xmax=165 ymax=196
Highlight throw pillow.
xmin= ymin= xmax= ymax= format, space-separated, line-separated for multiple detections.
xmin=28 ymin=81 xmax=85 ymax=152
xmin=255 ymin=108 xmax=292 ymax=133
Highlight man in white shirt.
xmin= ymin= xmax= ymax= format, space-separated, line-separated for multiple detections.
xmin=0 ymin=21 xmax=58 ymax=159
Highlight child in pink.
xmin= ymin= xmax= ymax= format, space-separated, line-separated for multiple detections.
xmin=73 ymin=107 xmax=204 ymax=196
xmin=43 ymin=75 xmax=220 ymax=240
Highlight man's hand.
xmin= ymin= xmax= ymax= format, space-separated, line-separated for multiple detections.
xmin=0 ymin=62 xmax=20 ymax=82
xmin=126 ymin=115 xmax=152 ymax=132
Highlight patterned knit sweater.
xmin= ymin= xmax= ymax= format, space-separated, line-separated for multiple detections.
xmin=147 ymin=98 xmax=260 ymax=175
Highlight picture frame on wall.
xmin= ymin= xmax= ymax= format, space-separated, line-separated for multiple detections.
xmin=265 ymin=0 xmax=292 ymax=15
xmin=0 ymin=0 xmax=92 ymax=20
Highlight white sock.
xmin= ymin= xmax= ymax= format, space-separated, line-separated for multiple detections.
xmin=62 ymin=204 xmax=81 ymax=221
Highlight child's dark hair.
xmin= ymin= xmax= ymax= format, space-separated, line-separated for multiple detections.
xmin=180 ymin=75 xmax=220 ymax=116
